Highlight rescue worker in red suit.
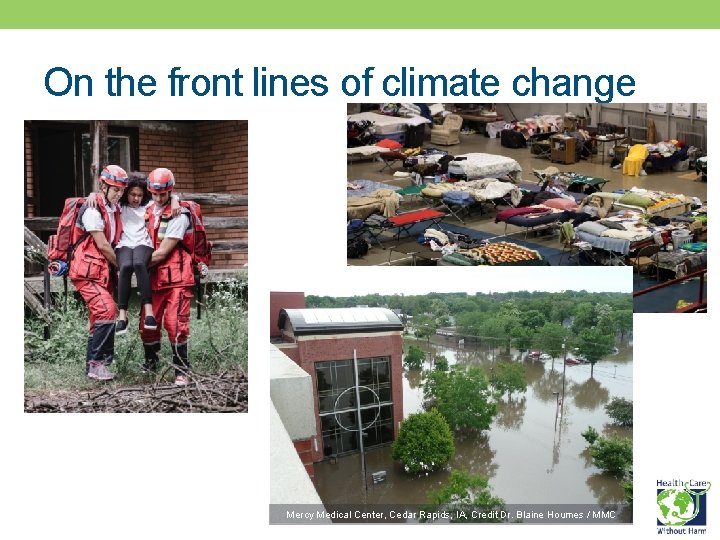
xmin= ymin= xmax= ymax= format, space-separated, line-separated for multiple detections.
xmin=70 ymin=165 xmax=128 ymax=381
xmin=141 ymin=168 xmax=195 ymax=386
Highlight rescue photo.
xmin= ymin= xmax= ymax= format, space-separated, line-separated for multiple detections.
xmin=24 ymin=120 xmax=248 ymax=412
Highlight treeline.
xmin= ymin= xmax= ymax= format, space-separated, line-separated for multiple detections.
xmin=307 ymin=291 xmax=632 ymax=336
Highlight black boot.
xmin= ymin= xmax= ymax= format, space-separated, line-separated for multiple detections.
xmin=172 ymin=342 xmax=190 ymax=377
xmin=172 ymin=343 xmax=191 ymax=386
xmin=85 ymin=334 xmax=93 ymax=375
xmin=142 ymin=342 xmax=161 ymax=373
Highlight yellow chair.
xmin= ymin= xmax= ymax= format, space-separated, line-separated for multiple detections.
xmin=622 ymin=144 xmax=649 ymax=176
xmin=430 ymin=114 xmax=463 ymax=146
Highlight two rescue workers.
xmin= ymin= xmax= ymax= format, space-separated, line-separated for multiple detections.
xmin=67 ymin=166 xmax=199 ymax=385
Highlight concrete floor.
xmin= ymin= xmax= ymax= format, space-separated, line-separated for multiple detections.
xmin=347 ymin=132 xmax=707 ymax=266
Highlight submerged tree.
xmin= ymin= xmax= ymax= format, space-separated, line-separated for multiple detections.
xmin=424 ymin=366 xmax=497 ymax=431
xmin=610 ymin=309 xmax=633 ymax=340
xmin=575 ymin=327 xmax=615 ymax=377
xmin=581 ymin=426 xmax=600 ymax=445
xmin=392 ymin=409 xmax=454 ymax=475
xmin=621 ymin=468 xmax=633 ymax=508
xmin=413 ymin=314 xmax=438 ymax=343
xmin=605 ymin=397 xmax=633 ymax=427
xmin=491 ymin=362 xmax=527 ymax=399
xmin=422 ymin=469 xmax=506 ymax=522
xmin=404 ymin=345 xmax=425 ymax=370
xmin=533 ymin=322 xmax=568 ymax=361
xmin=589 ymin=436 xmax=633 ymax=476
xmin=434 ymin=354 xmax=449 ymax=372
xmin=510 ymin=325 xmax=534 ymax=353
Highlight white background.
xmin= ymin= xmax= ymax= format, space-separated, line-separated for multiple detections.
xmin=2 ymin=29 xmax=717 ymax=539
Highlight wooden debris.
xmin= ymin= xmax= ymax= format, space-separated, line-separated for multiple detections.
xmin=24 ymin=370 xmax=248 ymax=413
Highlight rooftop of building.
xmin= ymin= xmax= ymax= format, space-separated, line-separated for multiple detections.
xmin=278 ymin=307 xmax=403 ymax=336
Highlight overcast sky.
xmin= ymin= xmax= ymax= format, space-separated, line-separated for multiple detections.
xmin=277 ymin=266 xmax=633 ymax=298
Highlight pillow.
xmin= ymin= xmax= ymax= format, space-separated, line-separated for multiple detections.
xmin=593 ymin=191 xmax=623 ymax=201
xmin=576 ymin=221 xmax=609 ymax=235
xmin=618 ymin=192 xmax=653 ymax=208
xmin=443 ymin=191 xmax=473 ymax=203
xmin=543 ymin=198 xmax=578 ymax=210
xmin=376 ymin=138 xmax=403 ymax=150
xmin=422 ymin=186 xmax=444 ymax=198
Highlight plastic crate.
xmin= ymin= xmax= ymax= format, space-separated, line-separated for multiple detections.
xmin=672 ymin=230 xmax=693 ymax=250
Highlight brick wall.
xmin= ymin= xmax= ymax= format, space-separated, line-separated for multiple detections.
xmin=193 ymin=120 xmax=248 ymax=269
xmin=138 ymin=123 xmax=195 ymax=187
xmin=293 ymin=438 xmax=316 ymax=480
xmin=138 ymin=120 xmax=248 ymax=268
xmin=296 ymin=333 xmax=404 ymax=462
xmin=25 ymin=123 xmax=34 ymax=217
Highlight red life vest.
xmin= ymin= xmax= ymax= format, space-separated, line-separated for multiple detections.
xmin=68 ymin=198 xmax=122 ymax=287
xmin=146 ymin=202 xmax=196 ymax=290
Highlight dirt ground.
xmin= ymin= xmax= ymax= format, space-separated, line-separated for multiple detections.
xmin=24 ymin=370 xmax=248 ymax=413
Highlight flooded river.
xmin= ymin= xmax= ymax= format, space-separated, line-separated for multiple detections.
xmin=314 ymin=337 xmax=633 ymax=509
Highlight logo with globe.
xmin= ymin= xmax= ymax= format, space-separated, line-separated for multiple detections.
xmin=657 ymin=482 xmax=711 ymax=527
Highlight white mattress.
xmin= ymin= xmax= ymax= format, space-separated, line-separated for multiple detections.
xmin=448 ymin=153 xmax=523 ymax=182
xmin=347 ymin=112 xmax=431 ymax=128
xmin=346 ymin=145 xmax=391 ymax=157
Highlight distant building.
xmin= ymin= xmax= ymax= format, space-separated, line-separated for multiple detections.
xmin=436 ymin=327 xmax=456 ymax=337
xmin=273 ymin=301 xmax=404 ymax=463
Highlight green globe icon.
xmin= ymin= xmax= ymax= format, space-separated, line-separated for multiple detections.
xmin=657 ymin=488 xmax=695 ymax=526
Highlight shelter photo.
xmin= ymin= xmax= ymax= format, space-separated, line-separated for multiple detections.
xmin=347 ymin=103 xmax=707 ymax=313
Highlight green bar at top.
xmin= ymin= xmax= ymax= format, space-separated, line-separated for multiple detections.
xmin=2 ymin=1 xmax=720 ymax=28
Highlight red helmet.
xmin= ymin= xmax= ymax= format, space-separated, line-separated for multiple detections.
xmin=147 ymin=168 xmax=176 ymax=193
xmin=99 ymin=165 xmax=129 ymax=188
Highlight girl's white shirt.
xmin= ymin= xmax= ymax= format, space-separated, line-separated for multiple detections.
xmin=116 ymin=201 xmax=153 ymax=249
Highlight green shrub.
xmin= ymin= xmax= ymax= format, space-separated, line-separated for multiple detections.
xmin=25 ymin=293 xmax=91 ymax=366
xmin=621 ymin=469 xmax=633 ymax=507
xmin=392 ymin=409 xmax=454 ymax=475
xmin=24 ymin=275 xmax=248 ymax=389
xmin=590 ymin=436 xmax=632 ymax=476
xmin=434 ymin=355 xmax=449 ymax=372
xmin=190 ymin=277 xmax=248 ymax=373
xmin=404 ymin=344 xmax=425 ymax=370
xmin=605 ymin=397 xmax=633 ymax=427
xmin=582 ymin=426 xmax=600 ymax=445
xmin=423 ymin=470 xmax=505 ymax=522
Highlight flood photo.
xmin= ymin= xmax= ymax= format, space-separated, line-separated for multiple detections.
xmin=270 ymin=268 xmax=634 ymax=524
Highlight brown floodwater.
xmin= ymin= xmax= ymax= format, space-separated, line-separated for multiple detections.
xmin=314 ymin=337 xmax=633 ymax=508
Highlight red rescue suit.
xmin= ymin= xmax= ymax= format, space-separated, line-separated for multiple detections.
xmin=69 ymin=199 xmax=122 ymax=368
xmin=141 ymin=202 xmax=194 ymax=375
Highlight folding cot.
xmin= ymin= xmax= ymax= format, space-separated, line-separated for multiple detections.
xmin=438 ymin=189 xmax=512 ymax=224
xmin=439 ymin=191 xmax=475 ymax=224
xmin=420 ymin=178 xmax=521 ymax=223
xmin=378 ymin=151 xmax=407 ymax=172
xmin=364 ymin=208 xmax=446 ymax=247
xmin=530 ymin=169 xmax=609 ymax=203
xmin=566 ymin=175 xmax=609 ymax=195
xmin=396 ymin=184 xmax=424 ymax=204
xmin=495 ymin=206 xmax=569 ymax=238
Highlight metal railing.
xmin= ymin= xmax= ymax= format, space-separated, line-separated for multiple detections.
xmin=633 ymin=268 xmax=707 ymax=312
